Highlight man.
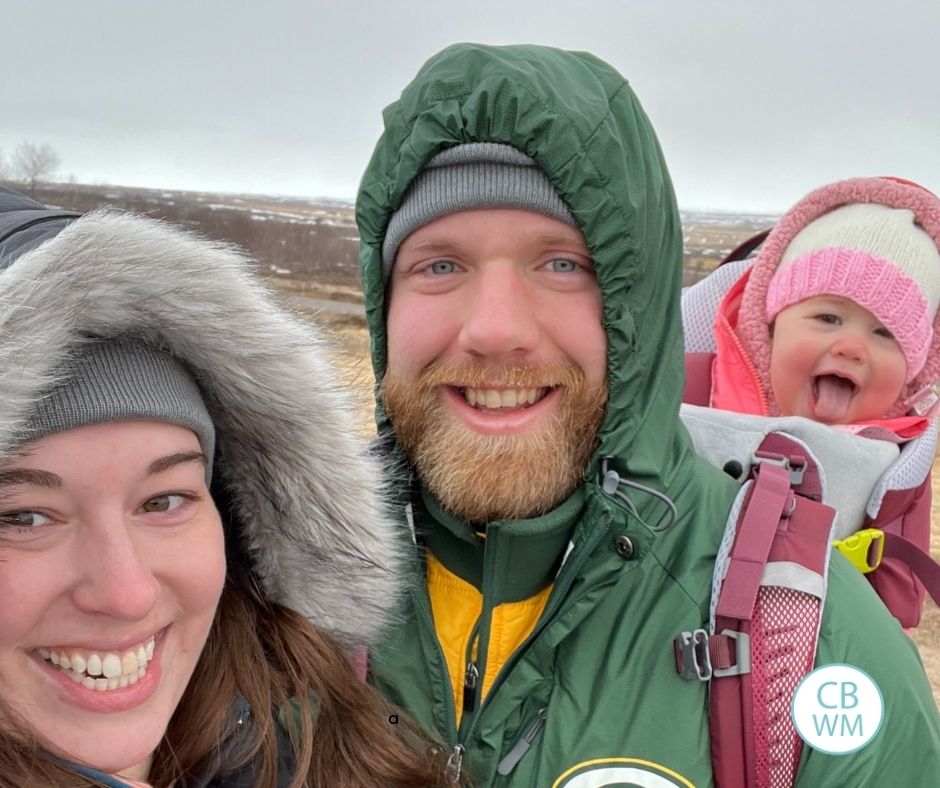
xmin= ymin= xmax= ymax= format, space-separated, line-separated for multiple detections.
xmin=356 ymin=43 xmax=940 ymax=786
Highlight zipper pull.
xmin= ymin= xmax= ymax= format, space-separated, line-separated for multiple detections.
xmin=462 ymin=662 xmax=479 ymax=713
xmin=445 ymin=744 xmax=465 ymax=784
xmin=496 ymin=707 xmax=548 ymax=775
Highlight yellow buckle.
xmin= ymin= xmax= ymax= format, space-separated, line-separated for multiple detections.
xmin=833 ymin=528 xmax=885 ymax=574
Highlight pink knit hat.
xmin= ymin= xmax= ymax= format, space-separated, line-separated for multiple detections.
xmin=737 ymin=177 xmax=940 ymax=417
xmin=765 ymin=203 xmax=940 ymax=382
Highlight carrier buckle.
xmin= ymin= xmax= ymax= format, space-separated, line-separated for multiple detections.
xmin=674 ymin=629 xmax=712 ymax=681
xmin=753 ymin=450 xmax=806 ymax=486
xmin=712 ymin=630 xmax=751 ymax=677
xmin=833 ymin=528 xmax=885 ymax=574
xmin=674 ymin=629 xmax=751 ymax=681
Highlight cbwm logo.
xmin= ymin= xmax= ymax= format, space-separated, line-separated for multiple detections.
xmin=552 ymin=758 xmax=693 ymax=788
xmin=791 ymin=664 xmax=884 ymax=754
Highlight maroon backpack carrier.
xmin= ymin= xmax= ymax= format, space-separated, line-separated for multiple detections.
xmin=677 ymin=232 xmax=940 ymax=787
xmin=676 ymin=434 xmax=837 ymax=787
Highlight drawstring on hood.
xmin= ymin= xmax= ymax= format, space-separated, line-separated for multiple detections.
xmin=600 ymin=457 xmax=679 ymax=534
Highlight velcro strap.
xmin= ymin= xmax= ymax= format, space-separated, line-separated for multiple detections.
xmin=717 ymin=464 xmax=792 ymax=621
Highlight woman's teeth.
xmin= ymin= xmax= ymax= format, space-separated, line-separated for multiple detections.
xmin=463 ymin=387 xmax=548 ymax=408
xmin=38 ymin=636 xmax=155 ymax=691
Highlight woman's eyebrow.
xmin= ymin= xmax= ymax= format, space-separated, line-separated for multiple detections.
xmin=0 ymin=453 xmax=207 ymax=487
xmin=0 ymin=469 xmax=62 ymax=489
xmin=148 ymin=451 xmax=208 ymax=476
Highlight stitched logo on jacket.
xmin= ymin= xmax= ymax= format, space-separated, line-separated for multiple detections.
xmin=553 ymin=757 xmax=693 ymax=787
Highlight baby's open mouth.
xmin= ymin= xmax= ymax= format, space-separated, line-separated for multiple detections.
xmin=458 ymin=386 xmax=553 ymax=410
xmin=36 ymin=635 xmax=155 ymax=692
xmin=812 ymin=373 xmax=859 ymax=422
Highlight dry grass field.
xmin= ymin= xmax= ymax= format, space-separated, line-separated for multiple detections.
xmin=304 ymin=307 xmax=940 ymax=711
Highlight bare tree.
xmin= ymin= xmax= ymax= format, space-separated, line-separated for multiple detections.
xmin=0 ymin=148 xmax=9 ymax=182
xmin=12 ymin=141 xmax=61 ymax=193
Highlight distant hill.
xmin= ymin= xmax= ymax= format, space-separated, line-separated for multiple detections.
xmin=20 ymin=182 xmax=777 ymax=287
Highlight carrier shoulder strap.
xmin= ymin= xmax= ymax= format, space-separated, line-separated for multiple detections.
xmin=675 ymin=433 xmax=836 ymax=788
xmin=683 ymin=352 xmax=715 ymax=406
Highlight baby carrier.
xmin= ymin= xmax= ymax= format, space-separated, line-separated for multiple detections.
xmin=674 ymin=250 xmax=940 ymax=788
xmin=683 ymin=253 xmax=939 ymax=626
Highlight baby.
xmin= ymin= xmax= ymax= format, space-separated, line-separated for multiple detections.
xmin=683 ymin=176 xmax=940 ymax=628
xmin=713 ymin=178 xmax=940 ymax=441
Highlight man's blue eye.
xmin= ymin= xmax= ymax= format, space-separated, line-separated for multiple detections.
xmin=429 ymin=261 xmax=456 ymax=275
xmin=545 ymin=259 xmax=578 ymax=273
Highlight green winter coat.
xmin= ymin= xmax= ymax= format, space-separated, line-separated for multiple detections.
xmin=356 ymin=43 xmax=940 ymax=787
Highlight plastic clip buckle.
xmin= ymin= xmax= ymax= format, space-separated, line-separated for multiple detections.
xmin=833 ymin=528 xmax=885 ymax=574
xmin=674 ymin=629 xmax=712 ymax=682
xmin=753 ymin=450 xmax=806 ymax=486
xmin=712 ymin=629 xmax=751 ymax=677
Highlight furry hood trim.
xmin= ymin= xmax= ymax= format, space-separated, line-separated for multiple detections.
xmin=0 ymin=208 xmax=400 ymax=651
xmin=737 ymin=177 xmax=940 ymax=417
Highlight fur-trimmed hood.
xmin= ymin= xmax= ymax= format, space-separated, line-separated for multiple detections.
xmin=736 ymin=177 xmax=940 ymax=417
xmin=0 ymin=187 xmax=399 ymax=651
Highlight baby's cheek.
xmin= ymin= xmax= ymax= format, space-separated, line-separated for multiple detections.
xmin=769 ymin=346 xmax=811 ymax=415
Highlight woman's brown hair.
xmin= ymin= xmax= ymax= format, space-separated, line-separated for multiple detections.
xmin=0 ymin=575 xmax=449 ymax=787
xmin=154 ymin=574 xmax=448 ymax=786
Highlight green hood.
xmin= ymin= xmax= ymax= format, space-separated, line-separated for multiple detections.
xmin=357 ymin=41 xmax=692 ymax=499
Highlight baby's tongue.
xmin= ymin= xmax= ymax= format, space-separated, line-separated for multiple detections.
xmin=813 ymin=375 xmax=855 ymax=422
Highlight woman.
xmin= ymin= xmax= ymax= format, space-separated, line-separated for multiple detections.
xmin=0 ymin=186 xmax=445 ymax=786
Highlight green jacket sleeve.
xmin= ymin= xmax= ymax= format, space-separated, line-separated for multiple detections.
xmin=796 ymin=554 xmax=940 ymax=785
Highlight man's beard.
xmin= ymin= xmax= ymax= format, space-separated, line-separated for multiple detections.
xmin=382 ymin=360 xmax=607 ymax=524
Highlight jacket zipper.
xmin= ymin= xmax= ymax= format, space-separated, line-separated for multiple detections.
xmin=445 ymin=744 xmax=465 ymax=784
xmin=463 ymin=661 xmax=480 ymax=714
xmin=496 ymin=707 xmax=548 ymax=775
xmin=416 ymin=500 xmax=612 ymax=782
xmin=725 ymin=312 xmax=770 ymax=414
xmin=410 ymin=585 xmax=460 ymax=759
xmin=462 ymin=621 xmax=481 ymax=715
xmin=458 ymin=512 xmax=613 ymax=759
xmin=408 ymin=503 xmax=467 ymax=783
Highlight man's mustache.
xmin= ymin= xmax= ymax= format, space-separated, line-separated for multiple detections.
xmin=415 ymin=360 xmax=586 ymax=390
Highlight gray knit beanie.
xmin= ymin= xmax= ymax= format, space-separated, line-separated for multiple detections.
xmin=382 ymin=143 xmax=576 ymax=279
xmin=23 ymin=338 xmax=216 ymax=482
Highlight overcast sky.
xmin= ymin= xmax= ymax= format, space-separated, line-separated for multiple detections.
xmin=4 ymin=0 xmax=938 ymax=213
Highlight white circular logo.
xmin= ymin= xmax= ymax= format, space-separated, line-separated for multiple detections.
xmin=791 ymin=663 xmax=883 ymax=754
xmin=553 ymin=759 xmax=692 ymax=787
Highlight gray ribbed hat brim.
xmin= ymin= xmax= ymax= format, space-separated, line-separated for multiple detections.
xmin=24 ymin=338 xmax=215 ymax=481
xmin=382 ymin=143 xmax=575 ymax=277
